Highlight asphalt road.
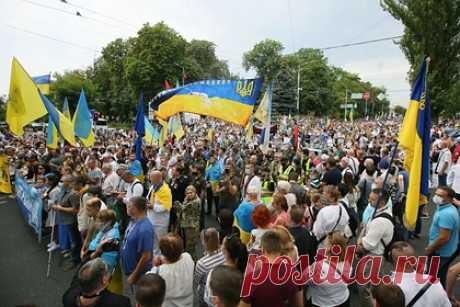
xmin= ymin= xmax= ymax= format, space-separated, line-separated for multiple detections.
xmin=1 ymin=194 xmax=459 ymax=307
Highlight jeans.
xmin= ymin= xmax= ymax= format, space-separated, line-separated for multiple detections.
xmin=438 ymin=174 xmax=447 ymax=187
xmin=427 ymin=255 xmax=451 ymax=288
xmin=68 ymin=222 xmax=82 ymax=264
xmin=206 ymin=186 xmax=219 ymax=216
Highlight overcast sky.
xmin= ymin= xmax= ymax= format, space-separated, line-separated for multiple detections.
xmin=0 ymin=0 xmax=411 ymax=107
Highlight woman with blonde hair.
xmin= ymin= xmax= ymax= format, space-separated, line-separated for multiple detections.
xmin=307 ymin=231 xmax=351 ymax=307
xmin=272 ymin=225 xmax=298 ymax=262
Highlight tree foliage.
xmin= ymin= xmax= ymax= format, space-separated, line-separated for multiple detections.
xmin=48 ymin=22 xmax=232 ymax=123
xmin=243 ymin=39 xmax=284 ymax=81
xmin=382 ymin=0 xmax=460 ymax=116
xmin=245 ymin=40 xmax=389 ymax=117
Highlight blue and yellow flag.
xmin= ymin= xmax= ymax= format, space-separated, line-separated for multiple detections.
xmin=151 ymin=79 xmax=263 ymax=126
xmin=32 ymin=74 xmax=51 ymax=95
xmin=63 ymin=97 xmax=71 ymax=119
xmin=135 ymin=94 xmax=145 ymax=161
xmin=6 ymin=58 xmax=48 ymax=136
xmin=399 ymin=58 xmax=431 ymax=230
xmin=73 ymin=89 xmax=94 ymax=147
xmin=144 ymin=116 xmax=159 ymax=145
xmin=46 ymin=115 xmax=58 ymax=149
xmin=157 ymin=117 xmax=169 ymax=149
xmin=40 ymin=93 xmax=76 ymax=146
xmin=168 ymin=115 xmax=185 ymax=140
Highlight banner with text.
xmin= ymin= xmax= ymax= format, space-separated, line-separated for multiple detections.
xmin=15 ymin=172 xmax=43 ymax=242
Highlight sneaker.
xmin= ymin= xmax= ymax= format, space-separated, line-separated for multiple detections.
xmin=63 ymin=251 xmax=72 ymax=258
xmin=47 ymin=243 xmax=60 ymax=252
xmin=61 ymin=249 xmax=70 ymax=255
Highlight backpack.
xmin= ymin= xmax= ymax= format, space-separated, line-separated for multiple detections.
xmin=311 ymin=207 xmax=342 ymax=257
xmin=374 ymin=212 xmax=406 ymax=261
xmin=339 ymin=200 xmax=359 ymax=237
xmin=132 ymin=181 xmax=148 ymax=197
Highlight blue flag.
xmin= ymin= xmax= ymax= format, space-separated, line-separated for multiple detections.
xmin=135 ymin=93 xmax=145 ymax=161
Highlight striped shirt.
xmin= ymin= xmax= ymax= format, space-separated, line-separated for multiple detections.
xmin=194 ymin=250 xmax=225 ymax=305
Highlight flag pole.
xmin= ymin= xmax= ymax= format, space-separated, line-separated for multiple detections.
xmin=371 ymin=140 xmax=399 ymax=220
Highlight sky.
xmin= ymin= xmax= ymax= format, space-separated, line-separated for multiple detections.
xmin=0 ymin=0 xmax=411 ymax=107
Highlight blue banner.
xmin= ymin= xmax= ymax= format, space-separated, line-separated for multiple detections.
xmin=15 ymin=173 xmax=43 ymax=242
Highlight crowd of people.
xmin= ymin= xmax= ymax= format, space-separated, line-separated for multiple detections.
xmin=2 ymin=115 xmax=460 ymax=307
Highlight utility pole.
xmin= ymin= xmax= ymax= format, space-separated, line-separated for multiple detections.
xmin=344 ymin=89 xmax=348 ymax=121
xmin=296 ymin=63 xmax=300 ymax=114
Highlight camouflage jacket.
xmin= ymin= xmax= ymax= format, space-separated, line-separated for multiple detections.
xmin=178 ymin=196 xmax=201 ymax=228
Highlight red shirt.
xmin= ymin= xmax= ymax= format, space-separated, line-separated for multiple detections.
xmin=242 ymin=261 xmax=299 ymax=307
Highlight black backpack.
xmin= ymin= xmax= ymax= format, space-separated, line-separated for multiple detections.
xmin=374 ymin=212 xmax=406 ymax=260
xmin=339 ymin=200 xmax=359 ymax=237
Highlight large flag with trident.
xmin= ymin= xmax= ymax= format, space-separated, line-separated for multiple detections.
xmin=399 ymin=57 xmax=431 ymax=230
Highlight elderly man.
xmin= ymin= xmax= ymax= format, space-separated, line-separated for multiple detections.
xmin=146 ymin=170 xmax=172 ymax=256
xmin=52 ymin=175 xmax=82 ymax=271
xmin=63 ymin=258 xmax=131 ymax=307
xmin=101 ymin=164 xmax=119 ymax=201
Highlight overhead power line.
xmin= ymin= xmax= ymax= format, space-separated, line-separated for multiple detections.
xmin=21 ymin=0 xmax=133 ymax=31
xmin=60 ymin=0 xmax=138 ymax=29
xmin=320 ymin=35 xmax=403 ymax=51
xmin=1 ymin=23 xmax=99 ymax=53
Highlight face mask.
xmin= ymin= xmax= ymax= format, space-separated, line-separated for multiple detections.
xmin=433 ymin=195 xmax=444 ymax=205
xmin=371 ymin=184 xmax=377 ymax=190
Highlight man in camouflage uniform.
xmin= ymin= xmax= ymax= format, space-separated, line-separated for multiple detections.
xmin=176 ymin=185 xmax=201 ymax=260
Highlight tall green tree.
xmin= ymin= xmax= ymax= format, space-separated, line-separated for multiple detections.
xmin=185 ymin=40 xmax=231 ymax=80
xmin=90 ymin=38 xmax=133 ymax=121
xmin=50 ymin=70 xmax=96 ymax=113
xmin=125 ymin=22 xmax=188 ymax=100
xmin=295 ymin=49 xmax=335 ymax=115
xmin=243 ymin=39 xmax=284 ymax=81
xmin=382 ymin=0 xmax=460 ymax=116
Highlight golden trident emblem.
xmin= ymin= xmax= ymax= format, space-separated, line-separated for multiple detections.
xmin=236 ymin=80 xmax=255 ymax=97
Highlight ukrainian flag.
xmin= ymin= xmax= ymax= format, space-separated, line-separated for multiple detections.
xmin=73 ymin=89 xmax=95 ymax=147
xmin=399 ymin=57 xmax=431 ymax=230
xmin=40 ymin=93 xmax=76 ymax=146
xmin=63 ymin=97 xmax=71 ymax=119
xmin=168 ymin=115 xmax=185 ymax=140
xmin=144 ymin=116 xmax=159 ymax=145
xmin=46 ymin=115 xmax=58 ymax=149
xmin=6 ymin=58 xmax=48 ymax=136
xmin=157 ymin=117 xmax=169 ymax=149
xmin=32 ymin=74 xmax=51 ymax=95
xmin=151 ymin=79 xmax=263 ymax=126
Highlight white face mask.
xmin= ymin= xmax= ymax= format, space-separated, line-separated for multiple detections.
xmin=433 ymin=195 xmax=445 ymax=205
xmin=371 ymin=184 xmax=377 ymax=190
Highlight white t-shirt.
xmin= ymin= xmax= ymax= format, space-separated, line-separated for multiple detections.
xmin=394 ymin=271 xmax=450 ymax=307
xmin=448 ymin=163 xmax=460 ymax=194
xmin=307 ymin=260 xmax=350 ymax=307
xmin=149 ymin=252 xmax=195 ymax=307
xmin=250 ymin=228 xmax=270 ymax=250
xmin=436 ymin=148 xmax=452 ymax=174
xmin=313 ymin=205 xmax=350 ymax=248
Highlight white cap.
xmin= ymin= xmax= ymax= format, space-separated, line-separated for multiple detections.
xmin=246 ymin=185 xmax=260 ymax=195
xmin=277 ymin=180 xmax=291 ymax=193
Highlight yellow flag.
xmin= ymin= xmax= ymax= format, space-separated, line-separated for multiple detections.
xmin=0 ymin=155 xmax=12 ymax=194
xmin=208 ymin=128 xmax=214 ymax=142
xmin=6 ymin=58 xmax=47 ymax=136
xmin=253 ymin=89 xmax=269 ymax=124
xmin=157 ymin=117 xmax=168 ymax=149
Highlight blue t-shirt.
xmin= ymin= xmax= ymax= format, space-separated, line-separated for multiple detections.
xmin=88 ymin=223 xmax=120 ymax=273
xmin=206 ymin=162 xmax=222 ymax=181
xmin=121 ymin=217 xmax=154 ymax=275
xmin=429 ymin=204 xmax=460 ymax=257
